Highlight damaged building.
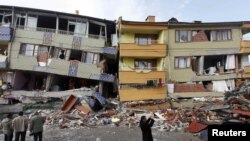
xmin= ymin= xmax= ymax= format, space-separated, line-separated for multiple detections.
xmin=117 ymin=16 xmax=168 ymax=101
xmin=167 ymin=20 xmax=250 ymax=97
xmin=0 ymin=5 xmax=118 ymax=98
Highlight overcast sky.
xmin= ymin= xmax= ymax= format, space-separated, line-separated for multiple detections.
xmin=1 ymin=0 xmax=250 ymax=22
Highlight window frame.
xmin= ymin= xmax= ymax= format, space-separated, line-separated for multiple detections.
xmin=174 ymin=57 xmax=191 ymax=69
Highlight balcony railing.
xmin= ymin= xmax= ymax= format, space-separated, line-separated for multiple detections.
xmin=16 ymin=25 xmax=105 ymax=40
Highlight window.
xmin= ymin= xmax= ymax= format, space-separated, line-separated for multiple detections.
xmin=174 ymin=57 xmax=191 ymax=68
xmin=19 ymin=44 xmax=49 ymax=56
xmin=176 ymin=29 xmax=232 ymax=42
xmin=175 ymin=30 xmax=191 ymax=42
xmin=210 ymin=30 xmax=232 ymax=41
xmin=135 ymin=34 xmax=157 ymax=45
xmin=53 ymin=48 xmax=70 ymax=60
xmin=20 ymin=44 xmax=50 ymax=56
xmin=84 ymin=52 xmax=99 ymax=64
xmin=134 ymin=59 xmax=157 ymax=70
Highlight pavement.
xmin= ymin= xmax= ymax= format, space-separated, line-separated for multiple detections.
xmin=0 ymin=127 xmax=201 ymax=141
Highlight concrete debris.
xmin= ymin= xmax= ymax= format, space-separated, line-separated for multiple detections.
xmin=1 ymin=85 xmax=250 ymax=138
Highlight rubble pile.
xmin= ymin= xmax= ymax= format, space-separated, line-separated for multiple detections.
xmin=40 ymin=85 xmax=250 ymax=133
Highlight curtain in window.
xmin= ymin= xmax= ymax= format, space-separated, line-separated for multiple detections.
xmin=93 ymin=54 xmax=99 ymax=64
xmin=216 ymin=31 xmax=222 ymax=41
xmin=178 ymin=58 xmax=186 ymax=68
xmin=180 ymin=31 xmax=187 ymax=42
xmin=86 ymin=53 xmax=94 ymax=63
xmin=24 ymin=44 xmax=34 ymax=56
xmin=210 ymin=31 xmax=216 ymax=41
xmin=222 ymin=30 xmax=228 ymax=40
xmin=225 ymin=55 xmax=235 ymax=70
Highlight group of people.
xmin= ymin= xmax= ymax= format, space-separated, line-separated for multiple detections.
xmin=2 ymin=111 xmax=154 ymax=141
xmin=0 ymin=111 xmax=45 ymax=141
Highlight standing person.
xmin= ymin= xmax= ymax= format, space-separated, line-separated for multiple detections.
xmin=29 ymin=111 xmax=45 ymax=141
xmin=0 ymin=114 xmax=14 ymax=141
xmin=140 ymin=115 xmax=155 ymax=141
xmin=12 ymin=111 xmax=28 ymax=141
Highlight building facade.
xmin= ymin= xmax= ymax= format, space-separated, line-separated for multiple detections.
xmin=117 ymin=16 xmax=168 ymax=101
xmin=0 ymin=6 xmax=117 ymax=97
xmin=167 ymin=20 xmax=250 ymax=97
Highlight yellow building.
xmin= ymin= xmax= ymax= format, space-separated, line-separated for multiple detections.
xmin=117 ymin=16 xmax=168 ymax=101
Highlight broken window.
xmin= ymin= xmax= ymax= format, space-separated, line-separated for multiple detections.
xmin=69 ymin=49 xmax=82 ymax=61
xmin=174 ymin=57 xmax=191 ymax=68
xmin=135 ymin=34 xmax=158 ymax=45
xmin=134 ymin=59 xmax=157 ymax=70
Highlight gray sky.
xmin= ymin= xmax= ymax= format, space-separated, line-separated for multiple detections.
xmin=1 ymin=0 xmax=250 ymax=22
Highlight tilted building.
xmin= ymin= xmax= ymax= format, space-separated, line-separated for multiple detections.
xmin=0 ymin=5 xmax=118 ymax=97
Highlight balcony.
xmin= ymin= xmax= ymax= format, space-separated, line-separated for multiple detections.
xmin=240 ymin=40 xmax=250 ymax=53
xmin=0 ymin=26 xmax=12 ymax=42
xmin=119 ymin=71 xmax=166 ymax=84
xmin=119 ymin=42 xmax=167 ymax=57
xmin=15 ymin=26 xmax=105 ymax=51
xmin=119 ymin=86 xmax=167 ymax=101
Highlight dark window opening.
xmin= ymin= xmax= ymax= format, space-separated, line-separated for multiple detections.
xmin=204 ymin=55 xmax=226 ymax=71
xmin=89 ymin=22 xmax=101 ymax=36
xmin=37 ymin=15 xmax=56 ymax=29
xmin=68 ymin=23 xmax=75 ymax=32
xmin=0 ymin=45 xmax=8 ymax=55
xmin=59 ymin=18 xmax=68 ymax=31
xmin=4 ymin=15 xmax=12 ymax=24
xmin=50 ymin=75 xmax=98 ymax=91
xmin=69 ymin=49 xmax=82 ymax=61
xmin=0 ymin=15 xmax=3 ymax=23
xmin=16 ymin=17 xmax=25 ymax=26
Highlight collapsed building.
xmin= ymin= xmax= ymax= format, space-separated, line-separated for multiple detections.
xmin=0 ymin=5 xmax=118 ymax=99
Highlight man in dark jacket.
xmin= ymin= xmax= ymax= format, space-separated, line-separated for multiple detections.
xmin=29 ymin=111 xmax=45 ymax=141
xmin=0 ymin=114 xmax=13 ymax=141
xmin=140 ymin=115 xmax=155 ymax=141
